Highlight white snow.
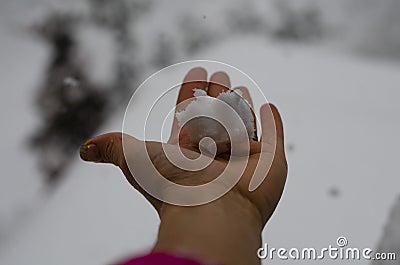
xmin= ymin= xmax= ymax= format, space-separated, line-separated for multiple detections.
xmin=175 ymin=88 xmax=254 ymax=154
xmin=63 ymin=77 xmax=80 ymax=88
xmin=1 ymin=34 xmax=399 ymax=265
xmin=1 ymin=1 xmax=400 ymax=265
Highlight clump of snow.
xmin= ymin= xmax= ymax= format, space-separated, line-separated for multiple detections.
xmin=175 ymin=88 xmax=254 ymax=154
xmin=63 ymin=77 xmax=80 ymax=88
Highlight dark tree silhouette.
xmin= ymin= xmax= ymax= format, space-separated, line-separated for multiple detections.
xmin=273 ymin=0 xmax=323 ymax=41
xmin=30 ymin=1 xmax=151 ymax=187
xmin=151 ymin=33 xmax=176 ymax=68
xmin=30 ymin=13 xmax=109 ymax=185
xmin=88 ymin=0 xmax=150 ymax=105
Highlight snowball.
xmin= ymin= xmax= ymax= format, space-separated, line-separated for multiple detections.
xmin=175 ymin=88 xmax=255 ymax=154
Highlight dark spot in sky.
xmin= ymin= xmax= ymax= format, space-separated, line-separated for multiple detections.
xmin=203 ymin=15 xmax=207 ymax=19
xmin=328 ymin=187 xmax=340 ymax=198
xmin=287 ymin=143 xmax=295 ymax=152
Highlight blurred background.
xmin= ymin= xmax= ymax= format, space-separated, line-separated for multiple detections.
xmin=0 ymin=0 xmax=399 ymax=264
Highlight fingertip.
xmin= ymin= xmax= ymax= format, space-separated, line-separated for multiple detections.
xmin=210 ymin=71 xmax=230 ymax=86
xmin=268 ymin=103 xmax=284 ymax=131
xmin=261 ymin=103 xmax=281 ymax=122
xmin=210 ymin=71 xmax=229 ymax=81
xmin=235 ymin=86 xmax=253 ymax=106
xmin=79 ymin=132 xmax=124 ymax=166
xmin=260 ymin=103 xmax=284 ymax=145
xmin=234 ymin=86 xmax=249 ymax=94
xmin=183 ymin=67 xmax=207 ymax=82
xmin=208 ymin=71 xmax=231 ymax=97
xmin=193 ymin=66 xmax=207 ymax=74
xmin=268 ymin=103 xmax=279 ymax=115
xmin=79 ymin=143 xmax=100 ymax=162
xmin=178 ymin=67 xmax=208 ymax=104
xmin=260 ymin=103 xmax=272 ymax=112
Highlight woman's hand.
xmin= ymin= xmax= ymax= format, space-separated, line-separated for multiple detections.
xmin=80 ymin=67 xmax=288 ymax=265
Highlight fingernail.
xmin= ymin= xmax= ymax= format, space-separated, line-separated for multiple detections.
xmin=79 ymin=143 xmax=99 ymax=161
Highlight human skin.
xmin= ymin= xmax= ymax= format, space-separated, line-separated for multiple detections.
xmin=80 ymin=67 xmax=288 ymax=265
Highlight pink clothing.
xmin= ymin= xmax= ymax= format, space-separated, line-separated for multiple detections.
xmin=115 ymin=252 xmax=214 ymax=265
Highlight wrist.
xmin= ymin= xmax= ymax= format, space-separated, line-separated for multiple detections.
xmin=154 ymin=189 xmax=263 ymax=265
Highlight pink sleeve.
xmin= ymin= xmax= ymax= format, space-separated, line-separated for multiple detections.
xmin=114 ymin=252 xmax=219 ymax=265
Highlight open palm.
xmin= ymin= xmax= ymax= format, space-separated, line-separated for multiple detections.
xmin=80 ymin=67 xmax=287 ymax=225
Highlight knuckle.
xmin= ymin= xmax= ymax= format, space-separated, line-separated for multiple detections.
xmin=104 ymin=134 xmax=122 ymax=166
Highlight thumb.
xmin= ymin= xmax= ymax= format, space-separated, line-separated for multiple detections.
xmin=80 ymin=132 xmax=127 ymax=167
xmin=80 ymin=133 xmax=163 ymax=212
xmin=260 ymin=103 xmax=285 ymax=152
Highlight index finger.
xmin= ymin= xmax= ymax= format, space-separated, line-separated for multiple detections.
xmin=168 ymin=67 xmax=208 ymax=144
xmin=176 ymin=67 xmax=208 ymax=105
